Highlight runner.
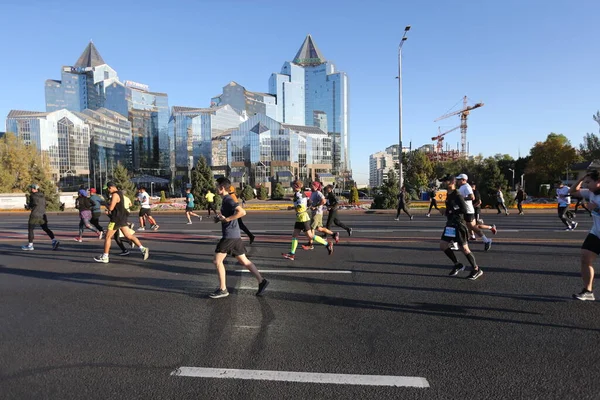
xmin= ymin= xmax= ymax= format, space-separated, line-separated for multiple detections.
xmin=282 ymin=179 xmax=333 ymax=260
xmin=471 ymin=183 xmax=497 ymax=241
xmin=137 ymin=187 xmax=159 ymax=231
xmin=439 ymin=176 xmax=483 ymax=280
xmin=209 ymin=177 xmax=268 ymax=299
xmin=94 ymin=182 xmax=149 ymax=263
xmin=21 ymin=184 xmax=60 ymax=251
xmin=302 ymin=181 xmax=336 ymax=249
xmin=456 ymin=174 xmax=492 ymax=251
xmin=574 ymin=195 xmax=592 ymax=217
xmin=394 ymin=186 xmax=413 ymax=220
xmin=323 ymin=184 xmax=353 ymax=237
xmin=228 ymin=185 xmax=255 ymax=244
xmin=555 ymin=180 xmax=577 ymax=231
xmin=496 ymin=186 xmax=509 ymax=215
xmin=114 ymin=222 xmax=136 ymax=256
xmin=569 ymin=170 xmax=600 ymax=300
xmin=515 ymin=185 xmax=526 ymax=215
xmin=426 ymin=187 xmax=442 ymax=217
xmin=89 ymin=188 xmax=105 ymax=233
xmin=74 ymin=188 xmax=101 ymax=242
xmin=205 ymin=189 xmax=216 ymax=216
xmin=184 ymin=188 xmax=202 ymax=224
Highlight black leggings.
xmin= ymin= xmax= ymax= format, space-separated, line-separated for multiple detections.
xmin=238 ymin=218 xmax=253 ymax=238
xmin=396 ymin=204 xmax=412 ymax=218
xmin=558 ymin=206 xmax=573 ymax=227
xmin=90 ymin=212 xmax=103 ymax=232
xmin=28 ymin=215 xmax=55 ymax=243
xmin=114 ymin=233 xmax=132 ymax=252
xmin=325 ymin=209 xmax=350 ymax=231
xmin=428 ymin=199 xmax=440 ymax=213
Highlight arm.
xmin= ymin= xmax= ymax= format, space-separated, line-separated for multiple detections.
xmin=456 ymin=194 xmax=469 ymax=214
xmin=107 ymin=193 xmax=119 ymax=213
xmin=570 ymin=176 xmax=585 ymax=197
xmin=220 ymin=205 xmax=246 ymax=222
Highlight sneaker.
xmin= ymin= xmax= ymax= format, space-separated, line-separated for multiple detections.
xmin=52 ymin=240 xmax=60 ymax=250
xmin=333 ymin=232 xmax=340 ymax=244
xmin=94 ymin=254 xmax=109 ymax=264
xmin=505 ymin=212 xmax=509 ymax=216
xmin=256 ymin=279 xmax=269 ymax=296
xmin=21 ymin=245 xmax=34 ymax=251
xmin=410 ymin=216 xmax=414 ymax=220
xmin=571 ymin=222 xmax=578 ymax=230
xmin=186 ymin=222 xmax=193 ymax=225
xmin=484 ymin=240 xmax=492 ymax=252
xmin=119 ymin=250 xmax=130 ymax=256
xmin=197 ymin=215 xmax=202 ymax=221
xmin=249 ymin=235 xmax=255 ymax=245
xmin=141 ymin=247 xmax=149 ymax=260
xmin=450 ymin=242 xmax=460 ymax=251
xmin=128 ymin=222 xmax=135 ymax=230
xmin=467 ymin=269 xmax=483 ymax=280
xmin=347 ymin=228 xmax=353 ymax=236
xmin=426 ymin=213 xmax=430 ymax=218
xmin=98 ymin=231 xmax=103 ymax=240
xmin=138 ymin=227 xmax=145 ymax=231
xmin=490 ymin=225 xmax=497 ymax=235
xmin=470 ymin=234 xmax=476 ymax=241
xmin=394 ymin=218 xmax=399 ymax=221
xmin=282 ymin=253 xmax=295 ymax=260
xmin=326 ymin=241 xmax=334 ymax=255
xmin=573 ymin=290 xmax=595 ymax=301
xmin=448 ymin=263 xmax=465 ymax=276
xmin=73 ymin=237 xmax=83 ymax=243
xmin=301 ymin=244 xmax=314 ymax=251
xmin=564 ymin=227 xmax=573 ymax=231
xmin=152 ymin=225 xmax=159 ymax=231
xmin=209 ymin=288 xmax=229 ymax=299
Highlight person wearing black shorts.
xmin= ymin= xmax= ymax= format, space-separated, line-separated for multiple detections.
xmin=426 ymin=187 xmax=442 ymax=217
xmin=324 ymin=185 xmax=352 ymax=237
xmin=439 ymin=176 xmax=483 ymax=280
xmin=209 ymin=177 xmax=268 ymax=299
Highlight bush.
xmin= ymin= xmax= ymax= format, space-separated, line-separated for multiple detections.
xmin=257 ymin=185 xmax=269 ymax=200
xmin=160 ymin=190 xmax=166 ymax=203
xmin=271 ymin=183 xmax=285 ymax=200
xmin=350 ymin=187 xmax=359 ymax=204
xmin=242 ymin=185 xmax=255 ymax=201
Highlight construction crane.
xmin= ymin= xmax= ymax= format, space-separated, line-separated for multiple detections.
xmin=431 ymin=126 xmax=460 ymax=155
xmin=434 ymin=96 xmax=484 ymax=157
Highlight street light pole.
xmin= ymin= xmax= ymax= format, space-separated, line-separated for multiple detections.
xmin=508 ymin=168 xmax=515 ymax=189
xmin=521 ymin=173 xmax=525 ymax=188
xmin=398 ymin=25 xmax=411 ymax=190
xmin=151 ymin=182 xmax=154 ymax=198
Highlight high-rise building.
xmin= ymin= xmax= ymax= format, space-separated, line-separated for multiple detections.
xmin=45 ymin=42 xmax=119 ymax=113
xmin=269 ymin=35 xmax=349 ymax=174
xmin=369 ymin=151 xmax=396 ymax=188
xmin=211 ymin=82 xmax=276 ymax=119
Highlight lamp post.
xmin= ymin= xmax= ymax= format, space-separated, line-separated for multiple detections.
xmin=508 ymin=168 xmax=515 ymax=189
xmin=521 ymin=174 xmax=525 ymax=188
xmin=150 ymin=182 xmax=155 ymax=198
xmin=397 ymin=25 xmax=411 ymax=189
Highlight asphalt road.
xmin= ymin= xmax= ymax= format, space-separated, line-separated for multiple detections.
xmin=0 ymin=209 xmax=599 ymax=399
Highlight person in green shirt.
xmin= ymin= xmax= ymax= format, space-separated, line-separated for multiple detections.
xmin=205 ymin=189 xmax=216 ymax=216
xmin=185 ymin=188 xmax=202 ymax=224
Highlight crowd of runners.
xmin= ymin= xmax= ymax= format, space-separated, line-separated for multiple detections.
xmin=19 ymin=169 xmax=600 ymax=301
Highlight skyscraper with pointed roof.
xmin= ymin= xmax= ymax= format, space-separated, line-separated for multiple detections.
xmin=45 ymin=41 xmax=119 ymax=112
xmin=269 ymin=34 xmax=350 ymax=174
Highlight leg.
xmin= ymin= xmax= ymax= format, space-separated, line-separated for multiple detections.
xmin=558 ymin=207 xmax=572 ymax=227
xmin=114 ymin=232 xmax=127 ymax=252
xmin=402 ymin=205 xmax=412 ymax=218
xmin=580 ymin=249 xmax=596 ymax=292
xmin=395 ymin=206 xmax=401 ymax=219
xmin=139 ymin=214 xmax=145 ymax=228
xmin=238 ymin=218 xmax=253 ymax=238
xmin=83 ymin=218 xmax=99 ymax=234
xmin=213 ymin=252 xmax=228 ymax=290
xmin=428 ymin=201 xmax=434 ymax=214
xmin=40 ymin=216 xmax=55 ymax=240
xmin=91 ymin=214 xmax=103 ymax=232
xmin=27 ymin=222 xmax=36 ymax=243
xmin=237 ymin=254 xmax=264 ymax=283
xmin=186 ymin=211 xmax=192 ymax=223
xmin=121 ymin=227 xmax=143 ymax=248
xmin=103 ymin=229 xmax=116 ymax=254
xmin=79 ymin=218 xmax=85 ymax=237
xmin=147 ymin=215 xmax=157 ymax=225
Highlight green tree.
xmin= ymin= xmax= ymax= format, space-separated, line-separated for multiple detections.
xmin=242 ymin=185 xmax=255 ymax=201
xmin=403 ymin=150 xmax=434 ymax=195
xmin=191 ymin=156 xmax=214 ymax=209
xmin=112 ymin=162 xmax=137 ymax=207
xmin=579 ymin=133 xmax=600 ymax=161
xmin=257 ymin=185 xmax=269 ymax=200
xmin=526 ymin=133 xmax=580 ymax=183
xmin=271 ymin=183 xmax=285 ymax=200
xmin=160 ymin=190 xmax=166 ymax=202
xmin=350 ymin=187 xmax=359 ymax=204
xmin=371 ymin=170 xmax=400 ymax=209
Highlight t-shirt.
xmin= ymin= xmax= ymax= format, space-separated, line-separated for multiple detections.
xmin=220 ymin=195 xmax=240 ymax=238
xmin=205 ymin=192 xmax=215 ymax=203
xmin=186 ymin=193 xmax=195 ymax=208
xmin=310 ymin=191 xmax=325 ymax=215
xmin=138 ymin=192 xmax=151 ymax=209
xmin=580 ymin=189 xmax=600 ymax=238
xmin=326 ymin=191 xmax=339 ymax=209
xmin=123 ymin=196 xmax=132 ymax=212
xmin=556 ymin=186 xmax=571 ymax=207
xmin=497 ymin=190 xmax=505 ymax=202
xmin=445 ymin=189 xmax=468 ymax=226
xmin=294 ymin=191 xmax=310 ymax=223
xmin=473 ymin=189 xmax=482 ymax=210
xmin=458 ymin=183 xmax=475 ymax=214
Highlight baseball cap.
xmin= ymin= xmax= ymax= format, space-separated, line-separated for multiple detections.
xmin=29 ymin=184 xmax=40 ymax=190
xmin=90 ymin=188 xmax=97 ymax=193
xmin=106 ymin=182 xmax=117 ymax=188
xmin=78 ymin=189 xmax=87 ymax=196
xmin=312 ymin=181 xmax=322 ymax=190
xmin=455 ymin=173 xmax=468 ymax=181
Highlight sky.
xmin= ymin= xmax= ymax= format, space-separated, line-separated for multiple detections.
xmin=1 ymin=0 xmax=599 ymax=185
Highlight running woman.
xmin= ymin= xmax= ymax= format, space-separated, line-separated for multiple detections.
xmin=228 ymin=185 xmax=255 ymax=244
xmin=555 ymin=180 xmax=577 ymax=231
xmin=94 ymin=182 xmax=148 ymax=263
xmin=515 ymin=185 xmax=526 ymax=215
xmin=456 ymin=174 xmax=492 ymax=251
xmin=394 ymin=186 xmax=413 ymax=220
xmin=282 ymin=180 xmax=333 ymax=260
xmin=324 ymin=184 xmax=353 ymax=237
xmin=471 ymin=183 xmax=497 ymax=241
xmin=569 ymin=170 xmax=600 ymax=300
xmin=426 ymin=187 xmax=442 ymax=217
xmin=184 ymin=188 xmax=202 ymax=224
xmin=209 ymin=177 xmax=268 ymax=299
xmin=303 ymin=181 xmax=336 ymax=249
xmin=89 ymin=188 xmax=105 ymax=233
xmin=74 ymin=189 xmax=101 ymax=242
xmin=137 ymin=187 xmax=159 ymax=231
xmin=496 ymin=186 xmax=509 ymax=215
xmin=21 ymin=184 xmax=60 ymax=251
xmin=439 ymin=176 xmax=483 ymax=280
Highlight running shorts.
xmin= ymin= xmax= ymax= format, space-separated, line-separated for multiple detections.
xmin=139 ymin=208 xmax=151 ymax=217
xmin=185 ymin=206 xmax=194 ymax=212
xmin=215 ymin=238 xmax=246 ymax=257
xmin=107 ymin=220 xmax=128 ymax=231
xmin=311 ymin=214 xmax=324 ymax=230
xmin=441 ymin=223 xmax=468 ymax=246
xmin=464 ymin=213 xmax=475 ymax=223
xmin=582 ymin=233 xmax=600 ymax=255
xmin=294 ymin=221 xmax=311 ymax=232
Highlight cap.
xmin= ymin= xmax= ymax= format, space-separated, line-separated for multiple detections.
xmin=312 ymin=181 xmax=322 ymax=190
xmin=106 ymin=182 xmax=117 ymax=188
xmin=29 ymin=184 xmax=40 ymax=190
xmin=455 ymin=173 xmax=468 ymax=181
xmin=90 ymin=188 xmax=97 ymax=193
xmin=78 ymin=189 xmax=87 ymax=196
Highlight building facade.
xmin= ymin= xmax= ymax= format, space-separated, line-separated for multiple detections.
xmin=369 ymin=150 xmax=396 ymax=188
xmin=269 ymin=35 xmax=350 ymax=174
xmin=211 ymin=82 xmax=276 ymax=119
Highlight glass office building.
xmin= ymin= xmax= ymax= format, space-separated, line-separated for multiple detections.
xmin=269 ymin=35 xmax=350 ymax=174
xmin=211 ymin=82 xmax=276 ymax=120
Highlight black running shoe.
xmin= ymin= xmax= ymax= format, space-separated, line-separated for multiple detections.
xmin=347 ymin=228 xmax=353 ymax=236
xmin=209 ymin=288 xmax=229 ymax=299
xmin=256 ymin=279 xmax=269 ymax=296
xmin=449 ymin=263 xmax=465 ymax=276
xmin=467 ymin=269 xmax=483 ymax=280
xmin=326 ymin=241 xmax=334 ymax=255
xmin=484 ymin=240 xmax=492 ymax=252
xmin=249 ymin=235 xmax=255 ymax=245
xmin=119 ymin=250 xmax=130 ymax=256
xmin=573 ymin=290 xmax=595 ymax=301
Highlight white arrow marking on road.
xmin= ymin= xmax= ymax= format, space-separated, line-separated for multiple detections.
xmin=234 ymin=269 xmax=352 ymax=274
xmin=171 ymin=367 xmax=429 ymax=388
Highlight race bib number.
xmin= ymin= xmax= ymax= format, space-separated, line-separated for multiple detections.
xmin=444 ymin=226 xmax=456 ymax=238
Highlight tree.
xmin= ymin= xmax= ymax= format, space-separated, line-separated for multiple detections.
xmin=112 ymin=162 xmax=137 ymax=207
xmin=371 ymin=170 xmax=400 ymax=209
xmin=271 ymin=183 xmax=285 ymax=200
xmin=403 ymin=150 xmax=434 ymax=198
xmin=579 ymin=133 xmax=600 ymax=161
xmin=242 ymin=185 xmax=255 ymax=201
xmin=257 ymin=185 xmax=269 ymax=200
xmin=191 ymin=156 xmax=214 ymax=209
xmin=350 ymin=187 xmax=359 ymax=204
xmin=526 ymin=133 xmax=580 ymax=183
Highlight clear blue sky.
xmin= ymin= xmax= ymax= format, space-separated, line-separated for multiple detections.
xmin=1 ymin=0 xmax=599 ymax=185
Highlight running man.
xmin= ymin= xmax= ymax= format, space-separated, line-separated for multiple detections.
xmin=456 ymin=174 xmax=492 ymax=251
xmin=137 ymin=187 xmax=159 ymax=231
xmin=439 ymin=176 xmax=483 ymax=280
xmin=209 ymin=177 xmax=268 ymax=299
xmin=303 ymin=181 xmax=336 ymax=249
xmin=94 ymin=182 xmax=149 ymax=263
xmin=515 ymin=185 xmax=526 ymax=215
xmin=205 ymin=189 xmax=216 ymax=216
xmin=283 ymin=180 xmax=333 ymax=260
xmin=426 ymin=187 xmax=442 ymax=217
xmin=21 ymin=184 xmax=60 ymax=251
xmin=496 ymin=186 xmax=509 ymax=215
xmin=471 ymin=183 xmax=497 ymax=240
xmin=394 ymin=186 xmax=413 ymax=220
xmin=74 ymin=189 xmax=101 ymax=242
xmin=324 ymin=184 xmax=353 ymax=237
xmin=556 ymin=180 xmax=577 ymax=231
xmin=184 ymin=188 xmax=202 ymax=224
xmin=89 ymin=188 xmax=105 ymax=233
xmin=228 ymin=185 xmax=255 ymax=244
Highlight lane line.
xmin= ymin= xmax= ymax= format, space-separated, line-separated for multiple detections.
xmin=235 ymin=269 xmax=352 ymax=274
xmin=171 ymin=367 xmax=430 ymax=388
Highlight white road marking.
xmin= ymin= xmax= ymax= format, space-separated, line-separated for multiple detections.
xmin=235 ymin=269 xmax=352 ymax=274
xmin=171 ymin=367 xmax=430 ymax=388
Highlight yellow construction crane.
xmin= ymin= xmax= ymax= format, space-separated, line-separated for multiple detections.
xmin=434 ymin=96 xmax=484 ymax=157
xmin=431 ymin=126 xmax=460 ymax=156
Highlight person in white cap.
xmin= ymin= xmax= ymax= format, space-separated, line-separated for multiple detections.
xmin=456 ymin=174 xmax=493 ymax=251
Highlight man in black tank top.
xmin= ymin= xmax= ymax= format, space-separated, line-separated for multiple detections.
xmin=94 ymin=182 xmax=149 ymax=263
